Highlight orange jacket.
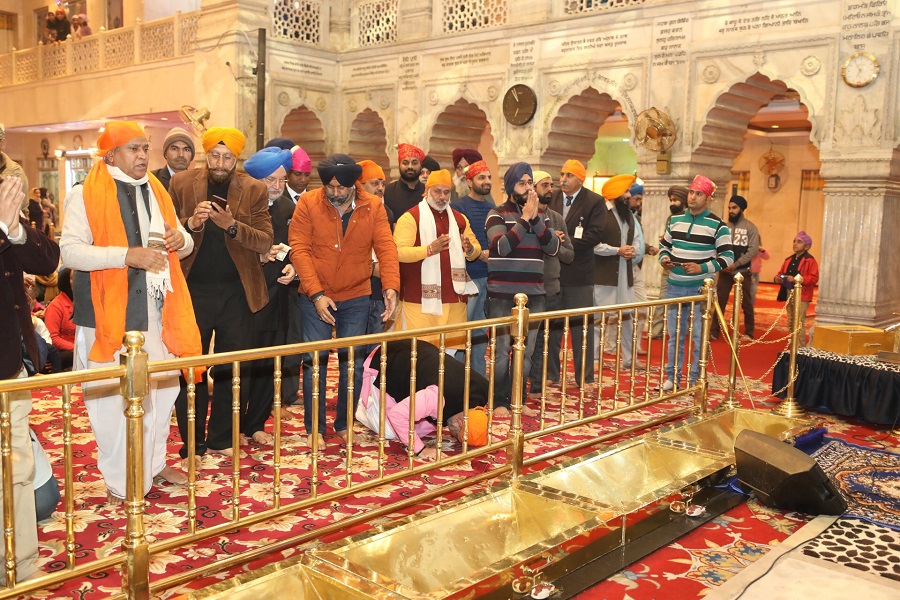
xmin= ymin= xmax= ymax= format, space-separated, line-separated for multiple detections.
xmin=289 ymin=188 xmax=399 ymax=302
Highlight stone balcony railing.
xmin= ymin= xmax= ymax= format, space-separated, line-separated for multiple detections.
xmin=0 ymin=10 xmax=200 ymax=88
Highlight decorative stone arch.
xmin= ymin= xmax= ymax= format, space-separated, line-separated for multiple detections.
xmin=538 ymin=86 xmax=625 ymax=177
xmin=348 ymin=108 xmax=390 ymax=179
xmin=426 ymin=97 xmax=498 ymax=177
xmin=279 ymin=104 xmax=327 ymax=185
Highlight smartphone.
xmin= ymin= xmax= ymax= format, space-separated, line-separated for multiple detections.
xmin=210 ymin=195 xmax=227 ymax=210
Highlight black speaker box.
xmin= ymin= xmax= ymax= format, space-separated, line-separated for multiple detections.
xmin=734 ymin=430 xmax=847 ymax=515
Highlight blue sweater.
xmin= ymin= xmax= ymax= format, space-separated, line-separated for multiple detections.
xmin=451 ymin=195 xmax=495 ymax=280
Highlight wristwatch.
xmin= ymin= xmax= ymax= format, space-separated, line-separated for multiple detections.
xmin=225 ymin=223 xmax=238 ymax=238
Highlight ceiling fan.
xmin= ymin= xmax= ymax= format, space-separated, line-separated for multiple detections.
xmin=178 ymin=105 xmax=211 ymax=136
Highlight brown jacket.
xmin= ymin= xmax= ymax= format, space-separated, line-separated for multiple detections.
xmin=289 ymin=187 xmax=399 ymax=302
xmin=169 ymin=168 xmax=273 ymax=312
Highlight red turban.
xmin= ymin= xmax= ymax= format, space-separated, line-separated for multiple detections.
xmin=96 ymin=121 xmax=145 ymax=155
xmin=357 ymin=159 xmax=385 ymax=182
xmin=398 ymin=143 xmax=425 ymax=163
xmin=690 ymin=175 xmax=716 ymax=196
xmin=561 ymin=159 xmax=587 ymax=182
xmin=465 ymin=160 xmax=490 ymax=180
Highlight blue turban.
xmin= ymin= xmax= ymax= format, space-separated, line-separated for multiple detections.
xmin=244 ymin=147 xmax=293 ymax=179
xmin=630 ymin=182 xmax=644 ymax=197
xmin=504 ymin=162 xmax=533 ymax=196
xmin=264 ymin=137 xmax=295 ymax=151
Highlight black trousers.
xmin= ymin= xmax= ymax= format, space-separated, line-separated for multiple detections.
xmin=176 ymin=281 xmax=254 ymax=458
xmin=281 ymin=287 xmax=303 ymax=405
xmin=560 ymin=285 xmax=595 ymax=384
xmin=714 ymin=270 xmax=755 ymax=337
xmin=242 ymin=327 xmax=286 ymax=437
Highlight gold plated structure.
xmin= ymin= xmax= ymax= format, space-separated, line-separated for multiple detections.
xmin=774 ymin=276 xmax=807 ymax=417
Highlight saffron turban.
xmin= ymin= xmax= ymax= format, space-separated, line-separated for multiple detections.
xmin=629 ymin=182 xmax=644 ymax=197
xmin=690 ymin=174 xmax=716 ymax=196
xmin=264 ymin=137 xmax=294 ymax=150
xmin=464 ymin=160 xmax=490 ymax=180
xmin=97 ymin=121 xmax=145 ymax=155
xmin=398 ymin=143 xmax=425 ymax=162
xmin=796 ymin=231 xmax=812 ymax=246
xmin=503 ymin=162 xmax=533 ymax=196
xmin=452 ymin=148 xmax=482 ymax=169
xmin=243 ymin=147 xmax=292 ymax=179
xmin=561 ymin=159 xmax=587 ymax=182
xmin=424 ymin=169 xmax=452 ymax=191
xmin=730 ymin=195 xmax=748 ymax=210
xmin=466 ymin=407 xmax=489 ymax=447
xmin=357 ymin=159 xmax=385 ymax=182
xmin=667 ymin=186 xmax=688 ymax=203
xmin=201 ymin=127 xmax=246 ymax=156
xmin=601 ymin=174 xmax=636 ymax=201
xmin=532 ymin=170 xmax=552 ymax=184
xmin=317 ymin=154 xmax=362 ymax=187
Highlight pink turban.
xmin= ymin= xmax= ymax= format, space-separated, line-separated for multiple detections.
xmin=690 ymin=175 xmax=716 ymax=197
xmin=291 ymin=145 xmax=311 ymax=173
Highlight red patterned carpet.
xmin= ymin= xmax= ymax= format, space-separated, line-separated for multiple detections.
xmin=23 ymin=283 xmax=898 ymax=599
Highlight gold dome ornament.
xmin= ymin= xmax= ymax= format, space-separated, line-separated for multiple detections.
xmin=841 ymin=52 xmax=879 ymax=88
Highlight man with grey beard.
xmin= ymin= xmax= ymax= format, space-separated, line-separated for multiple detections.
xmin=450 ymin=147 xmax=483 ymax=201
xmin=289 ymin=154 xmax=399 ymax=448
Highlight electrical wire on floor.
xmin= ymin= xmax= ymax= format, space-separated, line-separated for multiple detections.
xmin=733 ymin=536 xmax=819 ymax=600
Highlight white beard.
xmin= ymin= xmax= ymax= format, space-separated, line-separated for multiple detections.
xmin=452 ymin=173 xmax=470 ymax=198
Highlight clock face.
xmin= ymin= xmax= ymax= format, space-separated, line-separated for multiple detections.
xmin=842 ymin=52 xmax=879 ymax=88
xmin=502 ymin=84 xmax=537 ymax=126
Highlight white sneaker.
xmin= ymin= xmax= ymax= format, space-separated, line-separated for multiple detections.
xmin=662 ymin=380 xmax=675 ymax=392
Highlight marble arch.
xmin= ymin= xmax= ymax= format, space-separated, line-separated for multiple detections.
xmin=426 ymin=98 xmax=497 ymax=175
xmin=539 ymin=86 xmax=624 ymax=177
xmin=348 ymin=108 xmax=390 ymax=177
xmin=279 ymin=104 xmax=327 ymax=183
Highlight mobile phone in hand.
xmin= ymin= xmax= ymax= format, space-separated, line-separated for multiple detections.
xmin=211 ymin=195 xmax=227 ymax=210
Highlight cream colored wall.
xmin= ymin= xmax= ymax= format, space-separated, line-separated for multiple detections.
xmin=729 ymin=134 xmax=823 ymax=284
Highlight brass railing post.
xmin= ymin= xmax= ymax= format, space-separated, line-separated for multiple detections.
xmin=696 ymin=279 xmax=715 ymax=414
xmin=509 ymin=293 xmax=529 ymax=479
xmin=774 ymin=275 xmax=806 ymax=417
xmin=1 ymin=388 xmax=16 ymax=587
xmin=119 ymin=332 xmax=150 ymax=600
xmin=724 ymin=272 xmax=744 ymax=409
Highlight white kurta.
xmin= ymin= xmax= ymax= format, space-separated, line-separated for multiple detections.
xmin=60 ymin=168 xmax=194 ymax=499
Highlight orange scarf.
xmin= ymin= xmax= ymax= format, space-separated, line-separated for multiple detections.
xmin=82 ymin=161 xmax=203 ymax=375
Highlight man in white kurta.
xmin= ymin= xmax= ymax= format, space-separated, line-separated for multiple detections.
xmin=592 ymin=175 xmax=645 ymax=369
xmin=60 ymin=121 xmax=199 ymax=503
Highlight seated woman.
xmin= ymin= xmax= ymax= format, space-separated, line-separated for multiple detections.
xmin=44 ymin=268 xmax=75 ymax=370
xmin=359 ymin=339 xmax=490 ymax=459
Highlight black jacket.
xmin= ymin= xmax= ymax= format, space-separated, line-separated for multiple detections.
xmin=548 ymin=186 xmax=606 ymax=287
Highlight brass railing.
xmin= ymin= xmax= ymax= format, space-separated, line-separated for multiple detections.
xmin=0 ymin=279 xmax=779 ymax=599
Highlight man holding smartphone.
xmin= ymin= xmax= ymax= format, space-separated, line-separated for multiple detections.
xmin=169 ymin=127 xmax=273 ymax=464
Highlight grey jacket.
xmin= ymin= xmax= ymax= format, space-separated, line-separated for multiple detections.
xmin=541 ymin=207 xmax=574 ymax=296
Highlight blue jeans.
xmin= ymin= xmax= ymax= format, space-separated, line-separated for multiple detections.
xmin=665 ymin=283 xmax=703 ymax=387
xmin=463 ymin=277 xmax=488 ymax=376
xmin=300 ymin=295 xmax=369 ymax=435
xmin=488 ymin=294 xmax=545 ymax=409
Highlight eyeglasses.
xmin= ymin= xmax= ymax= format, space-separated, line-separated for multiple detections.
xmin=263 ymin=176 xmax=287 ymax=186
xmin=207 ymin=153 xmax=237 ymax=167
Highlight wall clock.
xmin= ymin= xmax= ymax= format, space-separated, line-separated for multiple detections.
xmin=502 ymin=84 xmax=537 ymax=126
xmin=841 ymin=52 xmax=879 ymax=88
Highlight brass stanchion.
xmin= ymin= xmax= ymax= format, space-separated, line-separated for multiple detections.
xmin=1 ymin=388 xmax=16 ymax=588
xmin=696 ymin=279 xmax=715 ymax=414
xmin=509 ymin=293 xmax=529 ymax=480
xmin=774 ymin=275 xmax=806 ymax=417
xmin=120 ymin=332 xmax=150 ymax=600
xmin=723 ymin=273 xmax=744 ymax=409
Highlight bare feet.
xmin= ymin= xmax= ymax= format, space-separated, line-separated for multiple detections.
xmin=106 ymin=490 xmax=124 ymax=506
xmin=493 ymin=406 xmax=510 ymax=417
xmin=335 ymin=429 xmax=349 ymax=443
xmin=417 ymin=447 xmax=438 ymax=461
xmin=158 ymin=465 xmax=188 ymax=485
xmin=208 ymin=447 xmax=246 ymax=458
xmin=306 ymin=433 xmax=326 ymax=449
xmin=181 ymin=456 xmax=202 ymax=472
xmin=251 ymin=430 xmax=274 ymax=445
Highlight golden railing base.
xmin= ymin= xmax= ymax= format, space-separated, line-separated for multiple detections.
xmin=772 ymin=399 xmax=807 ymax=418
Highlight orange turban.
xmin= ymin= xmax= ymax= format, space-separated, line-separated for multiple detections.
xmin=464 ymin=160 xmax=490 ymax=180
xmin=561 ymin=159 xmax=587 ymax=182
xmin=398 ymin=143 xmax=425 ymax=162
xmin=357 ymin=159 xmax=385 ymax=182
xmin=424 ymin=169 xmax=451 ymax=191
xmin=601 ymin=174 xmax=637 ymax=200
xmin=201 ymin=126 xmax=246 ymax=156
xmin=96 ymin=121 xmax=145 ymax=155
xmin=466 ymin=407 xmax=489 ymax=447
